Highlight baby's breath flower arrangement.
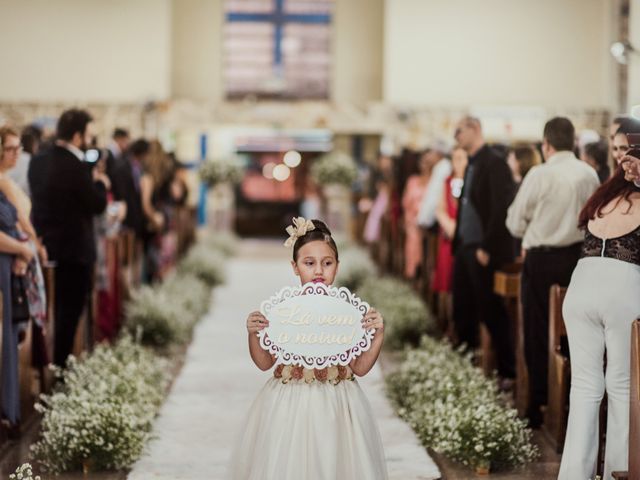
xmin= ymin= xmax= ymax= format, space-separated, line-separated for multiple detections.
xmin=178 ymin=244 xmax=227 ymax=287
xmin=335 ymin=247 xmax=377 ymax=291
xmin=386 ymin=337 xmax=538 ymax=471
xmin=31 ymin=336 xmax=170 ymax=474
xmin=199 ymin=157 xmax=244 ymax=186
xmin=310 ymin=151 xmax=358 ymax=187
xmin=357 ymin=277 xmax=437 ymax=350
xmin=10 ymin=463 xmax=40 ymax=480
xmin=200 ymin=231 xmax=239 ymax=257
xmin=125 ymin=285 xmax=188 ymax=348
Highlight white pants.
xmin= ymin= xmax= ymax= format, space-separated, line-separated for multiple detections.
xmin=558 ymin=257 xmax=640 ymax=480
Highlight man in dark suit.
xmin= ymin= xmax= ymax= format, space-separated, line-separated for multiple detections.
xmin=452 ymin=116 xmax=516 ymax=381
xmin=111 ymin=138 xmax=147 ymax=238
xmin=29 ymin=109 xmax=110 ymax=366
xmin=106 ymin=128 xmax=130 ymax=183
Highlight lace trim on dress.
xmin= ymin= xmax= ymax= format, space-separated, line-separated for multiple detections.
xmin=581 ymin=224 xmax=640 ymax=266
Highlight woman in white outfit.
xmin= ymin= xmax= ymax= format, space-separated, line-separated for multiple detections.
xmin=559 ymin=162 xmax=640 ymax=479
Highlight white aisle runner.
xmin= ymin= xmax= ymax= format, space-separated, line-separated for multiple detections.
xmin=128 ymin=241 xmax=441 ymax=480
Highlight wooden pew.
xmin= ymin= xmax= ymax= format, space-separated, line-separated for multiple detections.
xmin=612 ymin=318 xmax=640 ymax=480
xmin=543 ymin=284 xmax=570 ymax=453
xmin=494 ymin=261 xmax=527 ymax=416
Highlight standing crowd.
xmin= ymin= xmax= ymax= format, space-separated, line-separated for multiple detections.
xmin=363 ymin=114 xmax=640 ymax=478
xmin=0 ymin=109 xmax=189 ymax=435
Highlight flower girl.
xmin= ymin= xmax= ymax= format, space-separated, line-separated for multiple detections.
xmin=230 ymin=218 xmax=388 ymax=480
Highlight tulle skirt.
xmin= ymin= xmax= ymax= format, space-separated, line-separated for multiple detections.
xmin=230 ymin=377 xmax=388 ymax=480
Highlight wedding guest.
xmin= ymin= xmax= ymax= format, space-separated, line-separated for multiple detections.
xmin=451 ymin=116 xmax=516 ymax=382
xmin=112 ymin=138 xmax=146 ymax=240
xmin=402 ymin=149 xmax=435 ymax=279
xmin=611 ymin=118 xmax=640 ymax=166
xmin=0 ymin=127 xmax=37 ymax=433
xmin=582 ymin=140 xmax=610 ymax=184
xmin=0 ymin=126 xmax=49 ymax=368
xmin=506 ymin=145 xmax=541 ymax=186
xmin=363 ymin=174 xmax=390 ymax=244
xmin=140 ymin=140 xmax=169 ymax=283
xmin=106 ymin=128 xmax=130 ymax=182
xmin=7 ymin=125 xmax=42 ymax=197
xmin=416 ymin=141 xmax=452 ymax=229
xmin=506 ymin=117 xmax=600 ymax=428
xmin=433 ymin=146 xmax=467 ymax=337
xmin=559 ymin=163 xmax=640 ymax=479
xmin=29 ymin=109 xmax=110 ymax=366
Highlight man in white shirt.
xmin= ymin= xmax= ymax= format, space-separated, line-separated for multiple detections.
xmin=506 ymin=117 xmax=599 ymax=428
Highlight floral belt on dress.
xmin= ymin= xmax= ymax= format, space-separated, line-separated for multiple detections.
xmin=273 ymin=364 xmax=354 ymax=385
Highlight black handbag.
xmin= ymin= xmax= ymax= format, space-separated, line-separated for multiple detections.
xmin=11 ymin=274 xmax=30 ymax=323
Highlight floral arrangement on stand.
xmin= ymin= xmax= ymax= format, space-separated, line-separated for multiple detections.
xmin=199 ymin=156 xmax=244 ymax=187
xmin=386 ymin=336 xmax=539 ymax=472
xmin=310 ymin=151 xmax=358 ymax=187
xmin=28 ymin=233 xmax=235 ymax=474
xmin=357 ymin=276 xmax=437 ymax=350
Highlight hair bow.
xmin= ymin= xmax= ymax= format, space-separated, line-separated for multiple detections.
xmin=284 ymin=217 xmax=316 ymax=248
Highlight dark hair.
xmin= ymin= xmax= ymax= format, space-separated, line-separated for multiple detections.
xmin=512 ymin=145 xmax=541 ymax=178
xmin=584 ymin=140 xmax=610 ymax=184
xmin=543 ymin=117 xmax=575 ymax=152
xmin=615 ymin=117 xmax=640 ymax=136
xmin=579 ymin=165 xmax=636 ymax=228
xmin=113 ymin=128 xmax=129 ymax=139
xmin=292 ymin=219 xmax=339 ymax=262
xmin=20 ymin=125 xmax=43 ymax=154
xmin=56 ymin=108 xmax=93 ymax=142
xmin=129 ymin=138 xmax=150 ymax=157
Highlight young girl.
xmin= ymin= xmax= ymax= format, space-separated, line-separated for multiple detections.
xmin=230 ymin=219 xmax=388 ymax=480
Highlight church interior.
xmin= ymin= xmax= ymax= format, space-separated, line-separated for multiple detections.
xmin=1 ymin=0 xmax=640 ymax=479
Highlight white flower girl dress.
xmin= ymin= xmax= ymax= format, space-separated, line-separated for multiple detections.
xmin=229 ymin=363 xmax=388 ymax=480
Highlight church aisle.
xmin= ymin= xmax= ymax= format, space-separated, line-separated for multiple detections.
xmin=128 ymin=240 xmax=440 ymax=480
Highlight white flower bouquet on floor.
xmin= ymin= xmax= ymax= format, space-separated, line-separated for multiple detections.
xmin=178 ymin=244 xmax=227 ymax=287
xmin=387 ymin=337 xmax=538 ymax=471
xmin=10 ymin=463 xmax=40 ymax=480
xmin=357 ymin=277 xmax=437 ymax=349
xmin=335 ymin=247 xmax=377 ymax=291
xmin=31 ymin=336 xmax=170 ymax=473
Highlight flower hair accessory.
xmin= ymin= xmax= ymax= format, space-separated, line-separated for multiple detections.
xmin=284 ymin=217 xmax=316 ymax=248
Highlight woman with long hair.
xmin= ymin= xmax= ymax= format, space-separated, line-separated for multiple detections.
xmin=559 ymin=163 xmax=640 ymax=479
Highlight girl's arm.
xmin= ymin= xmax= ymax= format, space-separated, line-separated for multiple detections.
xmin=246 ymin=311 xmax=276 ymax=371
xmin=349 ymin=308 xmax=385 ymax=376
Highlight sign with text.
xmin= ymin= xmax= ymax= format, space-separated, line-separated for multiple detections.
xmin=258 ymin=283 xmax=374 ymax=369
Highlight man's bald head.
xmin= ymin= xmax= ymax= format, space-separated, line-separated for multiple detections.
xmin=455 ymin=116 xmax=484 ymax=154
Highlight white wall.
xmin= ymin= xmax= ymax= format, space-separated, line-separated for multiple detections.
xmin=171 ymin=0 xmax=224 ymax=102
xmin=0 ymin=0 xmax=171 ymax=103
xmin=384 ymin=0 xmax=616 ymax=110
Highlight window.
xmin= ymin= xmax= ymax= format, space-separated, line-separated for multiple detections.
xmin=224 ymin=0 xmax=333 ymax=100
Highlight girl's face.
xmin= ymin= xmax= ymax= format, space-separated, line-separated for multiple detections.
xmin=291 ymin=240 xmax=339 ymax=286
xmin=612 ymin=133 xmax=630 ymax=165
xmin=1 ymin=134 xmax=21 ymax=170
